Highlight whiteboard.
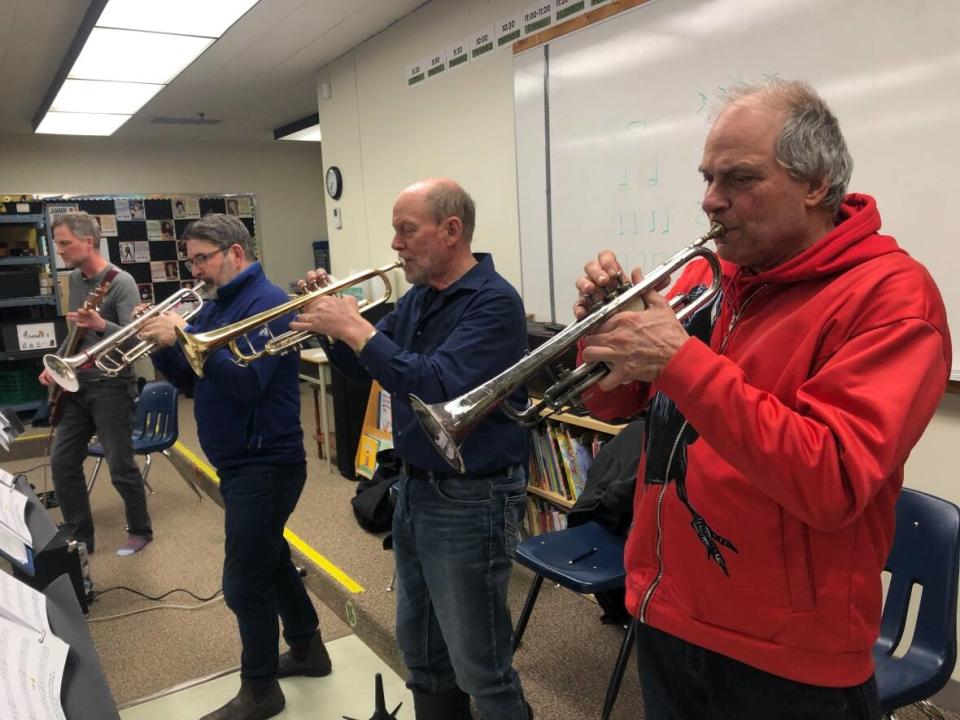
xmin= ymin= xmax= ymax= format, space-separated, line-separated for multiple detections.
xmin=514 ymin=0 xmax=960 ymax=379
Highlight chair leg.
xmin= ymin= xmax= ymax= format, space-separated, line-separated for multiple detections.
xmin=601 ymin=616 xmax=637 ymax=720
xmin=86 ymin=457 xmax=104 ymax=494
xmin=512 ymin=574 xmax=545 ymax=652
xmin=141 ymin=454 xmax=155 ymax=494
xmin=163 ymin=449 xmax=203 ymax=501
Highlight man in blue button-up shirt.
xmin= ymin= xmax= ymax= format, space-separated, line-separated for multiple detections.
xmin=293 ymin=178 xmax=533 ymax=720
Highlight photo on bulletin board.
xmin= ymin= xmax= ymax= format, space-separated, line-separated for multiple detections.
xmin=138 ymin=284 xmax=154 ymax=303
xmin=128 ymin=199 xmax=146 ymax=220
xmin=146 ymin=220 xmax=162 ymax=240
xmin=160 ymin=219 xmax=175 ymax=240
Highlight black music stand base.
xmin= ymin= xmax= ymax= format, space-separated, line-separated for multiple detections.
xmin=342 ymin=673 xmax=402 ymax=720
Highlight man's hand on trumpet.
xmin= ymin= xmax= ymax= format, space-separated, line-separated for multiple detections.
xmin=137 ymin=311 xmax=187 ymax=349
xmin=575 ymin=250 xmax=689 ymax=389
xmin=289 ymin=271 xmax=376 ymax=353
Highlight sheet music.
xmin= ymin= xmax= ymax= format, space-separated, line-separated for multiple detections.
xmin=0 ymin=523 xmax=28 ymax=565
xmin=0 ymin=483 xmax=31 ymax=545
xmin=0 ymin=615 xmax=68 ymax=720
xmin=0 ymin=572 xmax=51 ymax=636
xmin=0 ymin=468 xmax=14 ymax=487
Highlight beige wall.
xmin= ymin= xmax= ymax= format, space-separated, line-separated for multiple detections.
xmin=318 ymin=0 xmax=960 ymax=682
xmin=0 ymin=133 xmax=326 ymax=290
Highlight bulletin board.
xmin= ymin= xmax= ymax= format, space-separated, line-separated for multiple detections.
xmin=46 ymin=194 xmax=257 ymax=305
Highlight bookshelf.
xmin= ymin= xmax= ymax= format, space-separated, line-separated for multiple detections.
xmin=525 ymin=400 xmax=626 ymax=537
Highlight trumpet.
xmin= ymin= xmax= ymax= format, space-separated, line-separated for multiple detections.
xmin=175 ymin=260 xmax=403 ymax=377
xmin=410 ymin=223 xmax=725 ymax=472
xmin=43 ymin=282 xmax=206 ymax=393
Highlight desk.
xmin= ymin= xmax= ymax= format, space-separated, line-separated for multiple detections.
xmin=299 ymin=347 xmax=332 ymax=472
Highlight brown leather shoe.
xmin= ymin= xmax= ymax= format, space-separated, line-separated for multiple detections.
xmin=198 ymin=680 xmax=284 ymax=720
xmin=277 ymin=633 xmax=332 ymax=678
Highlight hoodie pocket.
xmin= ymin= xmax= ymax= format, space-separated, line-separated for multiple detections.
xmin=781 ymin=510 xmax=816 ymax=613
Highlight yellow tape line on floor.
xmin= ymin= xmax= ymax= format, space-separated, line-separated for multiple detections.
xmin=173 ymin=441 xmax=365 ymax=594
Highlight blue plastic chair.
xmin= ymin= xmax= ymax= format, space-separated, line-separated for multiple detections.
xmin=513 ymin=521 xmax=633 ymax=720
xmin=874 ymin=488 xmax=960 ymax=719
xmin=87 ymin=381 xmax=201 ymax=500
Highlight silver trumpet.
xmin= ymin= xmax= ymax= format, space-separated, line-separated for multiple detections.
xmin=410 ymin=223 xmax=725 ymax=472
xmin=43 ymin=282 xmax=206 ymax=392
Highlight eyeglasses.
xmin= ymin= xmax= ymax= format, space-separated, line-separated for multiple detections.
xmin=184 ymin=248 xmax=228 ymax=271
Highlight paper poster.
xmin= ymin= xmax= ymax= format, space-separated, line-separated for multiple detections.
xmin=225 ymin=196 xmax=253 ymax=217
xmin=16 ymin=322 xmax=57 ymax=351
xmin=471 ymin=26 xmax=496 ymax=60
xmin=554 ymin=0 xmax=585 ymax=21
xmin=160 ymin=219 xmax=176 ymax=240
xmin=426 ymin=51 xmax=447 ymax=80
xmin=407 ymin=59 xmax=427 ymax=88
xmin=127 ymin=199 xmax=145 ymax=220
xmin=94 ymin=214 xmax=117 ymax=237
xmin=172 ymin=197 xmax=200 ymax=220
xmin=447 ymin=40 xmax=471 ymax=71
xmin=496 ymin=15 xmax=523 ymax=49
xmin=523 ymin=2 xmax=554 ymax=35
xmin=146 ymin=220 xmax=162 ymax=240
xmin=114 ymin=198 xmax=132 ymax=221
xmin=119 ymin=241 xmax=149 ymax=264
xmin=137 ymin=284 xmax=154 ymax=303
xmin=151 ymin=261 xmax=180 ymax=282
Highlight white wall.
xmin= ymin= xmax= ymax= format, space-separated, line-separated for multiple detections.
xmin=0 ymin=134 xmax=326 ymax=290
xmin=316 ymin=0 xmax=526 ymax=289
xmin=318 ymin=0 xmax=960 ymax=686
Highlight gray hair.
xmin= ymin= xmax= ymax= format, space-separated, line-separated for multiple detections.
xmin=423 ymin=182 xmax=477 ymax=243
xmin=181 ymin=213 xmax=256 ymax=260
xmin=720 ymin=79 xmax=853 ymax=214
xmin=51 ymin=211 xmax=101 ymax=245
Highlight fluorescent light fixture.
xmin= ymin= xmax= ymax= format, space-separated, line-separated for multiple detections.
xmin=50 ymin=79 xmax=163 ymax=114
xmin=36 ymin=112 xmax=131 ymax=136
xmin=70 ymin=28 xmax=214 ymax=84
xmin=34 ymin=0 xmax=259 ymax=136
xmin=274 ymin=114 xmax=321 ymax=142
xmin=97 ymin=0 xmax=260 ymax=38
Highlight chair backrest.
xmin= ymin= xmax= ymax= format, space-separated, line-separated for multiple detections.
xmin=134 ymin=380 xmax=179 ymax=449
xmin=876 ymin=488 xmax=960 ymax=681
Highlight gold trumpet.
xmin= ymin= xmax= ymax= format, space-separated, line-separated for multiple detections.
xmin=175 ymin=260 xmax=404 ymax=377
xmin=410 ymin=224 xmax=725 ymax=472
xmin=43 ymin=282 xmax=205 ymax=392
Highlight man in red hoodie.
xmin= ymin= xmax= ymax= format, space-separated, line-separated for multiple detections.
xmin=575 ymin=79 xmax=951 ymax=719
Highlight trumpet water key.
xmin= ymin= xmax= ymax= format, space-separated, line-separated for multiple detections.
xmin=43 ymin=282 xmax=205 ymax=393
xmin=410 ymin=223 xmax=725 ymax=472
xmin=175 ymin=260 xmax=403 ymax=377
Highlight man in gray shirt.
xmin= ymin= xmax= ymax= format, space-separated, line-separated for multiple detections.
xmin=39 ymin=211 xmax=152 ymax=556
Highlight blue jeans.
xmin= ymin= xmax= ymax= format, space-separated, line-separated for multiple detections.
xmin=393 ymin=465 xmax=530 ymax=720
xmin=219 ymin=461 xmax=319 ymax=685
xmin=635 ymin=622 xmax=881 ymax=719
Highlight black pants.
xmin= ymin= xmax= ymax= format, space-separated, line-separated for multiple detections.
xmin=51 ymin=377 xmax=152 ymax=545
xmin=219 ymin=461 xmax=319 ymax=684
xmin=635 ymin=622 xmax=881 ymax=720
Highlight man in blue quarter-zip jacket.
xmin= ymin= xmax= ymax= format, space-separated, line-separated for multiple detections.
xmin=291 ymin=178 xmax=533 ymax=720
xmin=140 ymin=214 xmax=329 ymax=720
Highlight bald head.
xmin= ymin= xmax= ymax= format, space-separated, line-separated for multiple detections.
xmin=399 ymin=178 xmax=477 ymax=244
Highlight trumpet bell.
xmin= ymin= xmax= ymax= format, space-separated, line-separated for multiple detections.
xmin=409 ymin=395 xmax=469 ymax=474
xmin=43 ymin=354 xmax=80 ymax=393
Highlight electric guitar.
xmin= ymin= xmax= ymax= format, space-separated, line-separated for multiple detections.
xmin=47 ymin=279 xmax=113 ymax=427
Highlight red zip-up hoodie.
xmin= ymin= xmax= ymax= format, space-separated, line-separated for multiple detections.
xmin=583 ymin=194 xmax=951 ymax=686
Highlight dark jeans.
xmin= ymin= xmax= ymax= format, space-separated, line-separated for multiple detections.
xmin=635 ymin=622 xmax=881 ymax=719
xmin=51 ymin=377 xmax=152 ymax=545
xmin=219 ymin=461 xmax=319 ymax=684
xmin=393 ymin=464 xmax=530 ymax=720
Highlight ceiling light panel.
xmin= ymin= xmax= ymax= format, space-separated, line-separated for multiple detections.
xmin=36 ymin=112 xmax=131 ymax=136
xmin=279 ymin=125 xmax=322 ymax=142
xmin=96 ymin=0 xmax=260 ymax=38
xmin=50 ymin=79 xmax=163 ymax=114
xmin=68 ymin=28 xmax=214 ymax=84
